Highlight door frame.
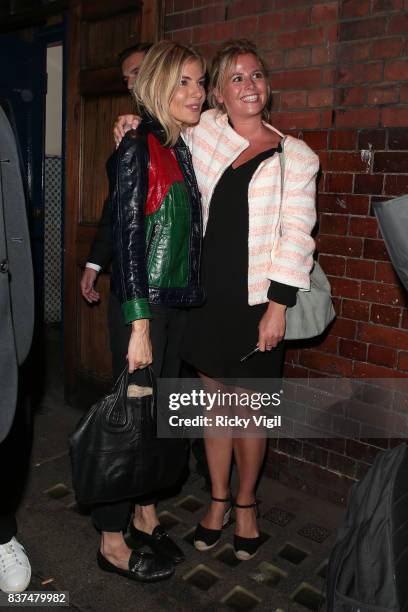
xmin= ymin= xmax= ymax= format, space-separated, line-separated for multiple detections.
xmin=63 ymin=0 xmax=165 ymax=408
xmin=34 ymin=20 xmax=68 ymax=328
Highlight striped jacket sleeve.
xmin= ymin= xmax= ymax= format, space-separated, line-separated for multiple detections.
xmin=269 ymin=138 xmax=319 ymax=291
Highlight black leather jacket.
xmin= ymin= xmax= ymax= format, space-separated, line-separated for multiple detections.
xmin=109 ymin=116 xmax=204 ymax=323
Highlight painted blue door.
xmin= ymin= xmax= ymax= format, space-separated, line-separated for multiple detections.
xmin=0 ymin=35 xmax=46 ymax=322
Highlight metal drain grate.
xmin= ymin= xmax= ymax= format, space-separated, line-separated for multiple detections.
xmin=292 ymin=582 xmax=325 ymax=611
xmin=298 ymin=523 xmax=331 ymax=543
xmin=183 ymin=564 xmax=220 ymax=591
xmin=263 ymin=506 xmax=295 ymax=527
xmin=278 ymin=543 xmax=308 ymax=565
xmin=221 ymin=586 xmax=261 ymax=611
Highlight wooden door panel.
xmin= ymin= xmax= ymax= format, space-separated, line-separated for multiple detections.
xmin=82 ymin=11 xmax=142 ymax=69
xmin=77 ymin=271 xmax=112 ymax=379
xmin=64 ymin=0 xmax=163 ymax=405
xmin=80 ymin=94 xmax=130 ymax=224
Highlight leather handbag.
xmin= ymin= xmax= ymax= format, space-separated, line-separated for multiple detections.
xmin=69 ymin=367 xmax=188 ymax=506
xmin=278 ymin=137 xmax=336 ymax=340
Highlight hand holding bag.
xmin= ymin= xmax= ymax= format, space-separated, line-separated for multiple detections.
xmin=278 ymin=138 xmax=336 ymax=340
xmin=69 ymin=366 xmax=187 ymax=506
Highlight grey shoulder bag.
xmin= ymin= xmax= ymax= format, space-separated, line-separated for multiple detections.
xmin=278 ymin=137 xmax=336 ymax=340
xmin=373 ymin=195 xmax=408 ymax=293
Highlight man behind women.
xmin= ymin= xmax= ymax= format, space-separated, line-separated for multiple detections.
xmin=80 ymin=43 xmax=151 ymax=303
xmin=91 ymin=41 xmax=206 ymax=583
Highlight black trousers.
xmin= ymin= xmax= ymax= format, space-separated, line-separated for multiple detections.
xmin=0 ymin=385 xmax=32 ymax=544
xmin=0 ymin=434 xmax=17 ymax=543
xmin=91 ymin=295 xmax=187 ymax=532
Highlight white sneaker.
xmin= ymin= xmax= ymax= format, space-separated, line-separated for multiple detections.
xmin=0 ymin=537 xmax=31 ymax=593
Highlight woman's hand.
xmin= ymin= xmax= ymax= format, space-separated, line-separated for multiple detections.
xmin=127 ymin=319 xmax=152 ymax=372
xmin=113 ymin=114 xmax=141 ymax=146
xmin=258 ymin=301 xmax=286 ymax=351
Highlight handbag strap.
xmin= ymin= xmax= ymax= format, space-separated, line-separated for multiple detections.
xmin=110 ymin=364 xmax=156 ymax=422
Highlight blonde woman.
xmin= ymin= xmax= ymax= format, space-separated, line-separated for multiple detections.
xmin=93 ymin=41 xmax=205 ymax=582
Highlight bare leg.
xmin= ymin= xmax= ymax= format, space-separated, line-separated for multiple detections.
xmin=199 ymin=374 xmax=233 ymax=529
xmin=132 ymin=504 xmax=160 ymax=534
xmin=233 ymin=436 xmax=267 ymax=538
xmin=100 ymin=532 xmax=132 ymax=570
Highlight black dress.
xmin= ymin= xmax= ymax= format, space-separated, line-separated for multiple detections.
xmin=182 ymin=146 xmax=295 ymax=379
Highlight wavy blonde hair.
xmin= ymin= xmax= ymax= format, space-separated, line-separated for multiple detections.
xmin=133 ymin=40 xmax=205 ymax=146
xmin=208 ymin=39 xmax=272 ymax=122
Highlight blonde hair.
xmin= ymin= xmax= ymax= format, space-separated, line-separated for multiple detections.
xmin=208 ymin=39 xmax=272 ymax=122
xmin=133 ymin=40 xmax=205 ymax=146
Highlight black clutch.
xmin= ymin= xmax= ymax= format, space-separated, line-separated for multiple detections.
xmin=69 ymin=367 xmax=188 ymax=506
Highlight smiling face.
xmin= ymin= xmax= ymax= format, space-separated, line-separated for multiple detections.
xmin=216 ymin=53 xmax=268 ymax=123
xmin=121 ymin=51 xmax=146 ymax=91
xmin=169 ymin=59 xmax=206 ymax=127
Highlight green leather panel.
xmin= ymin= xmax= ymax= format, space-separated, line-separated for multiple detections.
xmin=145 ymin=181 xmax=190 ymax=288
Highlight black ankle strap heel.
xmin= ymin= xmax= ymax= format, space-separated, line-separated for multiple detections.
xmin=233 ymin=500 xmax=261 ymax=561
xmin=194 ymin=496 xmax=233 ymax=552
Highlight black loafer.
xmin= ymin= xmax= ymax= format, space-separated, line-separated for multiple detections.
xmin=129 ymin=524 xmax=185 ymax=564
xmin=97 ymin=550 xmax=174 ymax=582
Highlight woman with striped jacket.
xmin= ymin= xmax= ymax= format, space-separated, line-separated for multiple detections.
xmin=181 ymin=40 xmax=319 ymax=561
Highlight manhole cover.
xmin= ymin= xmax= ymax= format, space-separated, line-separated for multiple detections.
xmin=298 ymin=523 xmax=331 ymax=543
xmin=263 ymin=506 xmax=295 ymax=527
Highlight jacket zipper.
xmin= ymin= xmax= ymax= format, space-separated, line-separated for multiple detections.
xmin=146 ymin=222 xmax=158 ymax=263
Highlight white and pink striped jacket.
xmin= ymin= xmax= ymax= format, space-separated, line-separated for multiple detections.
xmin=186 ymin=109 xmax=319 ymax=306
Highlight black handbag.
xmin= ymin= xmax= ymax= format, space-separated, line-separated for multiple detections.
xmin=69 ymin=367 xmax=188 ymax=506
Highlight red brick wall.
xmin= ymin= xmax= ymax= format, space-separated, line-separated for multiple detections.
xmin=165 ymin=0 xmax=408 ymax=502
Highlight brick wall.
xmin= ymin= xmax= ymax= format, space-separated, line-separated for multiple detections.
xmin=164 ymin=0 xmax=408 ymax=503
